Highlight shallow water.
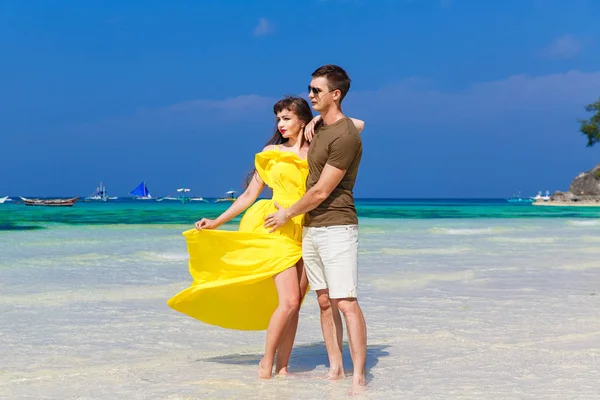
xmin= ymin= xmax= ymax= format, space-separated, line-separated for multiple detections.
xmin=1 ymin=201 xmax=600 ymax=399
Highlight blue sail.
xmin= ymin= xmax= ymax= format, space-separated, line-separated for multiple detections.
xmin=130 ymin=181 xmax=150 ymax=197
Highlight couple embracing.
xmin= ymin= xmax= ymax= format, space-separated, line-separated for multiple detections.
xmin=168 ymin=64 xmax=368 ymax=388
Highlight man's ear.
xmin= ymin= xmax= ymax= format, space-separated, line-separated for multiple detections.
xmin=332 ymin=89 xmax=342 ymax=102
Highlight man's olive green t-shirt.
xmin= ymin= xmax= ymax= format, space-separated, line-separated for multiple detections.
xmin=305 ymin=117 xmax=362 ymax=227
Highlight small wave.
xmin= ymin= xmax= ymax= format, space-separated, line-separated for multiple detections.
xmin=579 ymin=235 xmax=600 ymax=242
xmin=369 ymin=270 xmax=476 ymax=290
xmin=381 ymin=246 xmax=472 ymax=255
xmin=61 ymin=252 xmax=111 ymax=261
xmin=0 ymin=224 xmax=45 ymax=231
xmin=560 ymin=262 xmax=600 ymax=271
xmin=22 ymin=238 xmax=106 ymax=247
xmin=0 ymin=252 xmax=112 ymax=268
xmin=431 ymin=227 xmax=501 ymax=235
xmin=0 ymin=282 xmax=186 ymax=307
xmin=567 ymin=220 xmax=600 ymax=227
xmin=137 ymin=252 xmax=189 ymax=262
xmin=487 ymin=237 xmax=557 ymax=244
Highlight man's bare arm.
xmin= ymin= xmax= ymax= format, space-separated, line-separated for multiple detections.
xmin=287 ymin=164 xmax=345 ymax=218
xmin=264 ymin=164 xmax=345 ymax=231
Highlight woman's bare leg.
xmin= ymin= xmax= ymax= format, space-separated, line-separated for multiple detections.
xmin=275 ymin=260 xmax=308 ymax=375
xmin=258 ymin=266 xmax=301 ymax=379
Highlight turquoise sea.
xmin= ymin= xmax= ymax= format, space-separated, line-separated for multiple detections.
xmin=1 ymin=198 xmax=599 ymax=399
xmin=3 ymin=198 xmax=600 ymax=231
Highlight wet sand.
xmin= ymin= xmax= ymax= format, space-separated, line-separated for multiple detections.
xmin=1 ymin=219 xmax=599 ymax=399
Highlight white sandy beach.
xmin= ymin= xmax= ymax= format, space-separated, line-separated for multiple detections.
xmin=1 ymin=219 xmax=599 ymax=399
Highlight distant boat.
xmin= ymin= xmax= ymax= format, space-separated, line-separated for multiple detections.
xmin=156 ymin=195 xmax=177 ymax=202
xmin=215 ymin=190 xmax=237 ymax=203
xmin=85 ymin=182 xmax=117 ymax=201
xmin=174 ymin=187 xmax=191 ymax=203
xmin=19 ymin=196 xmax=78 ymax=207
xmin=157 ymin=187 xmax=207 ymax=203
xmin=506 ymin=192 xmax=534 ymax=203
xmin=157 ymin=188 xmax=186 ymax=203
xmin=533 ymin=190 xmax=551 ymax=202
xmin=0 ymin=196 xmax=9 ymax=204
xmin=130 ymin=181 xmax=152 ymax=199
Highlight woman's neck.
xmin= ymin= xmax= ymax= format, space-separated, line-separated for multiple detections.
xmin=282 ymin=135 xmax=300 ymax=149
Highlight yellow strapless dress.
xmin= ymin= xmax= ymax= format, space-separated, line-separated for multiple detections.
xmin=167 ymin=149 xmax=308 ymax=331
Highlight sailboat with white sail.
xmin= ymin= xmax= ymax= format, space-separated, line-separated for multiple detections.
xmin=130 ymin=181 xmax=152 ymax=200
xmin=86 ymin=182 xmax=117 ymax=201
xmin=0 ymin=196 xmax=10 ymax=204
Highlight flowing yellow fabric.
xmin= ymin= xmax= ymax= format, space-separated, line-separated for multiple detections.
xmin=167 ymin=149 xmax=308 ymax=331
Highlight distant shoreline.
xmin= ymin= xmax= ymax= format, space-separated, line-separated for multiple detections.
xmin=533 ymin=200 xmax=600 ymax=207
xmin=0 ymin=197 xmax=548 ymax=201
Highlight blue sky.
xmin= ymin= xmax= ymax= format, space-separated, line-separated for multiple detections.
xmin=1 ymin=0 xmax=600 ymax=198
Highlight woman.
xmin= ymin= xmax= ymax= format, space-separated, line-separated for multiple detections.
xmin=168 ymin=96 xmax=364 ymax=378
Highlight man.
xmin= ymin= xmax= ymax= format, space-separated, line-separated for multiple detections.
xmin=264 ymin=64 xmax=367 ymax=388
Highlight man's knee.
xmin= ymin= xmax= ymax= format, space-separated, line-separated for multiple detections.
xmin=335 ymin=298 xmax=360 ymax=316
xmin=316 ymin=290 xmax=332 ymax=312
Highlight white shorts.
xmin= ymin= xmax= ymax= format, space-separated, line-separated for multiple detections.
xmin=302 ymin=225 xmax=358 ymax=299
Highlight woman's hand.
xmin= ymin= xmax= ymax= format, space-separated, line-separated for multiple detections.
xmin=304 ymin=115 xmax=322 ymax=142
xmin=195 ymin=218 xmax=221 ymax=230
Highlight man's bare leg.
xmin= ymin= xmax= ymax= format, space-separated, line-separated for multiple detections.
xmin=275 ymin=261 xmax=308 ymax=375
xmin=259 ymin=267 xmax=301 ymax=379
xmin=335 ymin=298 xmax=367 ymax=388
xmin=316 ymin=289 xmax=344 ymax=379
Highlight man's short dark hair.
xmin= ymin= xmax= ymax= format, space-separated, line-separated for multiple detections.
xmin=312 ymin=64 xmax=351 ymax=103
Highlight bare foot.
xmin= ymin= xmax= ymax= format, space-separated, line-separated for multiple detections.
xmin=326 ymin=366 xmax=345 ymax=380
xmin=349 ymin=376 xmax=367 ymax=395
xmin=276 ymin=366 xmax=292 ymax=376
xmin=353 ymin=375 xmax=366 ymax=385
xmin=258 ymin=358 xmax=273 ymax=379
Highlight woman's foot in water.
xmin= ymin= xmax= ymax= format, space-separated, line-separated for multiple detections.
xmin=258 ymin=358 xmax=273 ymax=379
xmin=349 ymin=375 xmax=367 ymax=395
xmin=276 ymin=366 xmax=292 ymax=376
xmin=326 ymin=365 xmax=345 ymax=380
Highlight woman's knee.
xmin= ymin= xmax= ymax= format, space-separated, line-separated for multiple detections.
xmin=280 ymin=295 xmax=301 ymax=313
